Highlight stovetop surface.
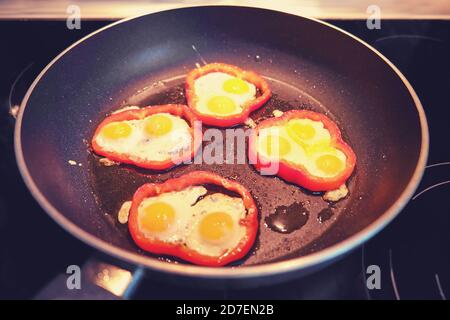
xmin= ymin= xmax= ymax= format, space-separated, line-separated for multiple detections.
xmin=0 ymin=19 xmax=449 ymax=300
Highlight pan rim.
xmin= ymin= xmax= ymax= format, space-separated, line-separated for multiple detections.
xmin=14 ymin=5 xmax=429 ymax=279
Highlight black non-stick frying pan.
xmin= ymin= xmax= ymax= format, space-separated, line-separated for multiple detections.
xmin=14 ymin=6 xmax=428 ymax=294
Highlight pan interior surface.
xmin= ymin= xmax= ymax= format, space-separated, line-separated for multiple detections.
xmin=16 ymin=7 xmax=426 ymax=275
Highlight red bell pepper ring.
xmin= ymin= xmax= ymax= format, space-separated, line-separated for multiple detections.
xmin=185 ymin=63 xmax=271 ymax=127
xmin=91 ymin=104 xmax=201 ymax=170
xmin=128 ymin=171 xmax=259 ymax=267
xmin=248 ymin=110 xmax=357 ymax=192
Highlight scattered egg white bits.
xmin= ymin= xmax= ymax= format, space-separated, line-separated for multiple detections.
xmin=95 ymin=113 xmax=192 ymax=162
xmin=256 ymin=119 xmax=347 ymax=178
xmin=194 ymin=72 xmax=256 ymax=116
xmin=118 ymin=201 xmax=132 ymax=224
xmin=99 ymin=157 xmax=118 ymax=166
xmin=272 ymin=109 xmax=284 ymax=117
xmin=323 ymin=183 xmax=349 ymax=202
xmin=136 ymin=186 xmax=247 ymax=257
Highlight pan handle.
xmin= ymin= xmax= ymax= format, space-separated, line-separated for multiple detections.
xmin=34 ymin=254 xmax=145 ymax=300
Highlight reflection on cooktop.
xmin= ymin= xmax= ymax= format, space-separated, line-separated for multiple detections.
xmin=363 ymin=163 xmax=450 ymax=300
xmin=0 ymin=19 xmax=449 ymax=299
xmin=360 ymin=22 xmax=450 ymax=300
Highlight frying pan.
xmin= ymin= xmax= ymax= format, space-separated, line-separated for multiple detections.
xmin=14 ymin=6 xmax=428 ymax=296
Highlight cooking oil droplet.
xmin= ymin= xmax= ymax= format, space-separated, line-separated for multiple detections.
xmin=265 ymin=202 xmax=309 ymax=234
xmin=254 ymin=55 xmax=261 ymax=62
xmin=317 ymin=207 xmax=334 ymax=223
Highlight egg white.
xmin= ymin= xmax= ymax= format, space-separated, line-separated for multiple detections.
xmin=194 ymin=72 xmax=257 ymax=116
xmin=257 ymin=123 xmax=347 ymax=178
xmin=95 ymin=113 xmax=192 ymax=162
xmin=137 ymin=187 xmax=247 ymax=257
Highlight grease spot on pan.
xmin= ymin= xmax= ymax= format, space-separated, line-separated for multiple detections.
xmin=265 ymin=202 xmax=310 ymax=234
xmin=317 ymin=207 xmax=334 ymax=223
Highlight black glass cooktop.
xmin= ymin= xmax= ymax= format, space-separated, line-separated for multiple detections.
xmin=0 ymin=19 xmax=449 ymax=300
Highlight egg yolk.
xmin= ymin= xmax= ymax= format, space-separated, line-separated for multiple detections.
xmin=262 ymin=134 xmax=291 ymax=157
xmin=223 ymin=77 xmax=250 ymax=94
xmin=141 ymin=202 xmax=175 ymax=233
xmin=145 ymin=115 xmax=173 ymax=136
xmin=102 ymin=122 xmax=132 ymax=139
xmin=316 ymin=154 xmax=344 ymax=175
xmin=199 ymin=212 xmax=234 ymax=242
xmin=288 ymin=122 xmax=316 ymax=141
xmin=207 ymin=96 xmax=237 ymax=115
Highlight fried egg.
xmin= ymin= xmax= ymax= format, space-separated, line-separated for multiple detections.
xmin=137 ymin=186 xmax=207 ymax=243
xmin=95 ymin=113 xmax=192 ymax=162
xmin=286 ymin=118 xmax=331 ymax=149
xmin=136 ymin=186 xmax=247 ymax=257
xmin=194 ymin=72 xmax=257 ymax=116
xmin=257 ymin=119 xmax=347 ymax=178
xmin=185 ymin=193 xmax=247 ymax=257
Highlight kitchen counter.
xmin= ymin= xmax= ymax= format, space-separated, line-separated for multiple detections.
xmin=1 ymin=0 xmax=450 ymax=20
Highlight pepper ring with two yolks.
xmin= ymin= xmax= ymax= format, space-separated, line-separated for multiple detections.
xmin=128 ymin=171 xmax=258 ymax=267
xmin=91 ymin=104 xmax=201 ymax=170
xmin=249 ymin=110 xmax=356 ymax=191
xmin=185 ymin=63 xmax=271 ymax=127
